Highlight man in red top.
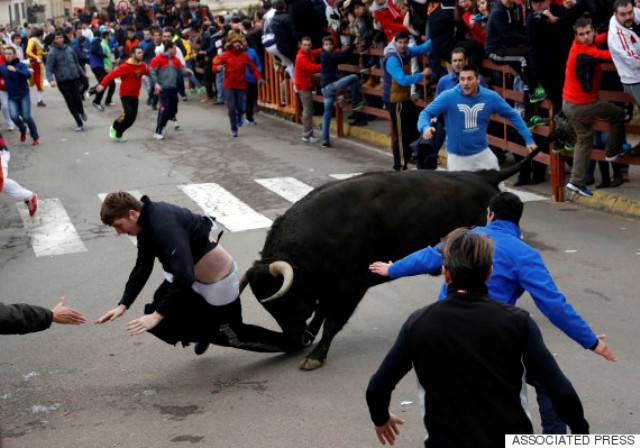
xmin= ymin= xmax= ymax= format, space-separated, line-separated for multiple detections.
xmin=294 ymin=36 xmax=321 ymax=142
xmin=124 ymin=27 xmax=141 ymax=59
xmin=562 ymin=17 xmax=639 ymax=197
xmin=212 ymin=32 xmax=262 ymax=137
xmin=370 ymin=0 xmax=407 ymax=43
xmin=97 ymin=46 xmax=149 ymax=142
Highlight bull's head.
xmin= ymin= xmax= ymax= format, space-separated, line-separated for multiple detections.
xmin=243 ymin=261 xmax=314 ymax=340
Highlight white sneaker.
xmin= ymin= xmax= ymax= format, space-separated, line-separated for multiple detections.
xmin=153 ymin=133 xmax=164 ymax=140
xmin=301 ymin=135 xmax=318 ymax=143
xmin=174 ymin=121 xmax=180 ymax=130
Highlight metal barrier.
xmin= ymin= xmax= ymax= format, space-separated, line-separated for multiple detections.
xmin=257 ymin=48 xmax=640 ymax=202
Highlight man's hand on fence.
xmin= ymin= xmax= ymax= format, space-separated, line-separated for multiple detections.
xmin=422 ymin=68 xmax=432 ymax=79
xmin=526 ymin=143 xmax=537 ymax=152
xmin=422 ymin=127 xmax=436 ymax=140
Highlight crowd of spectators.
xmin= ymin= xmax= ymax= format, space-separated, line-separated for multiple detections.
xmin=0 ymin=0 xmax=639 ymax=186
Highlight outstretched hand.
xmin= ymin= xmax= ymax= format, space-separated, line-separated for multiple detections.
xmin=593 ymin=334 xmax=617 ymax=362
xmin=374 ymin=413 xmax=405 ymax=445
xmin=126 ymin=312 xmax=163 ymax=335
xmin=51 ymin=296 xmax=86 ymax=325
xmin=369 ymin=261 xmax=393 ymax=277
xmin=95 ymin=304 xmax=127 ymax=324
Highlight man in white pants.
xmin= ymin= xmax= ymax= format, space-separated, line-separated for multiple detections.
xmin=0 ymin=133 xmax=37 ymax=216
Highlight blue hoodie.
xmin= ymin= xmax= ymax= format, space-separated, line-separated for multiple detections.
xmin=245 ymin=47 xmax=262 ymax=84
xmin=387 ymin=220 xmax=598 ymax=350
xmin=417 ymin=84 xmax=533 ymax=156
xmin=0 ymin=60 xmax=32 ymax=100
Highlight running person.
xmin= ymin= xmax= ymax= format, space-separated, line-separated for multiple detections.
xmin=96 ymin=46 xmax=149 ymax=141
xmin=0 ymin=132 xmax=37 ymax=216
xmin=96 ymin=192 xmax=300 ymax=355
xmin=26 ymin=28 xmax=46 ymax=107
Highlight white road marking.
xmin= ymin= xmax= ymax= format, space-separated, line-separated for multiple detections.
xmin=255 ymin=177 xmax=314 ymax=203
xmin=330 ymin=173 xmax=361 ymax=180
xmin=179 ymin=183 xmax=272 ymax=232
xmin=98 ymin=191 xmax=142 ymax=245
xmin=18 ymin=198 xmax=87 ymax=257
xmin=503 ymin=187 xmax=547 ymax=203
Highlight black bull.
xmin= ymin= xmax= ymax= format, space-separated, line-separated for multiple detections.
xmin=245 ymin=139 xmax=555 ymax=370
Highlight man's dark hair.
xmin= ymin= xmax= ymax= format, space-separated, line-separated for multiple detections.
xmin=54 ymin=30 xmax=65 ymax=38
xmin=442 ymin=228 xmax=494 ymax=288
xmin=574 ymin=16 xmax=593 ymax=30
xmin=460 ymin=63 xmax=479 ymax=76
xmin=300 ymin=36 xmax=312 ymax=43
xmin=34 ymin=28 xmax=44 ymax=37
xmin=488 ymin=192 xmax=524 ymax=226
xmin=164 ymin=26 xmax=175 ymax=36
xmin=101 ymin=30 xmax=111 ymax=39
xmin=242 ymin=18 xmax=252 ymax=29
xmin=130 ymin=45 xmax=141 ymax=55
xmin=274 ymin=0 xmax=286 ymax=10
xmin=164 ymin=40 xmax=175 ymax=49
xmin=451 ymin=47 xmax=468 ymax=58
xmin=613 ymin=0 xmax=633 ymax=11
xmin=322 ymin=35 xmax=334 ymax=45
xmin=394 ymin=30 xmax=410 ymax=41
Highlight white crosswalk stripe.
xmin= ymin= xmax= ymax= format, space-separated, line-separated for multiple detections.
xmin=330 ymin=173 xmax=361 ymax=180
xmin=255 ymin=177 xmax=314 ymax=203
xmin=179 ymin=183 xmax=272 ymax=232
xmin=17 ymin=198 xmax=87 ymax=257
xmin=503 ymin=187 xmax=547 ymax=203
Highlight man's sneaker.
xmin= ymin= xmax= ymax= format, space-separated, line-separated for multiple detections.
xmin=26 ymin=193 xmax=38 ymax=216
xmin=106 ymin=101 xmax=115 ymax=107
xmin=231 ymin=130 xmax=238 ymax=137
xmin=301 ymin=135 xmax=318 ymax=143
xmin=115 ymin=135 xmax=127 ymax=142
xmin=181 ymin=95 xmax=188 ymax=102
xmin=335 ymin=95 xmax=345 ymax=103
xmin=80 ymin=112 xmax=88 ymax=121
xmin=32 ymin=139 xmax=39 ymax=146
xmin=197 ymin=87 xmax=206 ymax=95
xmin=237 ymin=115 xmax=244 ymax=127
xmin=529 ymin=86 xmax=547 ymax=103
xmin=189 ymin=88 xmax=196 ymax=94
xmin=321 ymin=142 xmax=332 ymax=148
xmin=37 ymin=100 xmax=46 ymax=107
xmin=564 ymin=142 xmax=575 ymax=152
xmin=193 ymin=342 xmax=210 ymax=355
xmin=566 ymin=182 xmax=593 ymax=197
xmin=74 ymin=126 xmax=84 ymax=132
xmin=248 ymin=119 xmax=257 ymax=126
xmin=527 ymin=115 xmax=549 ymax=130
xmin=410 ymin=92 xmax=421 ymax=101
xmin=201 ymin=97 xmax=214 ymax=103
xmin=19 ymin=133 xmax=26 ymax=143
xmin=353 ymin=101 xmax=366 ymax=111
xmin=109 ymin=126 xmax=117 ymax=140
xmin=605 ymin=149 xmax=624 ymax=162
xmin=174 ymin=121 xmax=180 ymax=130
xmin=153 ymin=133 xmax=164 ymax=140
xmin=152 ymin=103 xmax=158 ymax=111
xmin=7 ymin=126 xmax=14 ymax=131
xmin=92 ymin=102 xmax=105 ymax=112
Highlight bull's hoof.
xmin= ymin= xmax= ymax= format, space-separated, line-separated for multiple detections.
xmin=299 ymin=357 xmax=324 ymax=370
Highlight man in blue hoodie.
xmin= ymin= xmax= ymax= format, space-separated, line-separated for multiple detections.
xmin=369 ymin=191 xmax=617 ymax=434
xmin=418 ymin=64 xmax=535 ymax=175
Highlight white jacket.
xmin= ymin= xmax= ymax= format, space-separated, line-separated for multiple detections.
xmin=608 ymin=8 xmax=640 ymax=84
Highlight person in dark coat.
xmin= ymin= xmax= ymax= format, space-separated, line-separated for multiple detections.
xmin=0 ymin=298 xmax=86 ymax=335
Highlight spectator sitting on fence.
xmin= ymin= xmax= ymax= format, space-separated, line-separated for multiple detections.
xmin=455 ymin=0 xmax=487 ymax=68
xmin=294 ymin=36 xmax=322 ymax=143
xmin=383 ymin=30 xmax=432 ymax=171
xmin=562 ymin=17 xmax=640 ymax=198
xmin=270 ymin=0 xmax=298 ymax=80
xmin=320 ymin=35 xmax=367 ymax=148
xmin=418 ymin=63 xmax=535 ymax=186
xmin=485 ymin=0 xmax=547 ymax=118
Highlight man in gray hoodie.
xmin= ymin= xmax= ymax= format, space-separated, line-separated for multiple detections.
xmin=46 ymin=31 xmax=89 ymax=132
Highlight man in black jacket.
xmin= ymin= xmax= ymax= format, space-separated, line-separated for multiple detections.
xmin=366 ymin=228 xmax=589 ymax=447
xmin=1 ymin=298 xmax=86 ymax=335
xmin=96 ymin=192 xmax=301 ymax=356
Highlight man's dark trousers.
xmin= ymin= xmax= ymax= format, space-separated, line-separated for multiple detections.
xmin=92 ymin=67 xmax=115 ymax=104
xmin=114 ymin=96 xmax=139 ymax=137
xmin=57 ymin=78 xmax=85 ymax=127
xmin=156 ymin=87 xmax=178 ymax=134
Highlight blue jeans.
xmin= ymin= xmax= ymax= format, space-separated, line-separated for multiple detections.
xmin=216 ymin=67 xmax=225 ymax=103
xmin=526 ymin=373 xmax=567 ymax=434
xmin=9 ymin=94 xmax=39 ymax=139
xmin=320 ymin=74 xmax=361 ymax=144
xmin=186 ymin=59 xmax=202 ymax=89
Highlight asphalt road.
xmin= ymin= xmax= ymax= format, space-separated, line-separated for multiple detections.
xmin=0 ymin=88 xmax=638 ymax=447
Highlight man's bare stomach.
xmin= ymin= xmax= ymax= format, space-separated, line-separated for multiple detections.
xmin=194 ymin=245 xmax=234 ymax=283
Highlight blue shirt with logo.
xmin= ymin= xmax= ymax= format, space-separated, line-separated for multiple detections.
xmin=417 ymin=84 xmax=533 ymax=156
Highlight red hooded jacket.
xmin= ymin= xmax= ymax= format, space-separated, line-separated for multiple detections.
xmin=562 ymin=33 xmax=611 ymax=104
xmin=100 ymin=58 xmax=149 ymax=98
xmin=213 ymin=49 xmax=261 ymax=90
xmin=294 ymin=48 xmax=321 ymax=91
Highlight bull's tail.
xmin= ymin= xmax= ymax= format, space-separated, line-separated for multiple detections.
xmin=483 ymin=129 xmax=565 ymax=187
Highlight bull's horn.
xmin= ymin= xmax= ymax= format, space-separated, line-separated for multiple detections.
xmin=261 ymin=261 xmax=294 ymax=303
xmin=239 ymin=273 xmax=249 ymax=295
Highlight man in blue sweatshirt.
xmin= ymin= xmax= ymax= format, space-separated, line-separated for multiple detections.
xmin=369 ymin=191 xmax=617 ymax=434
xmin=418 ymin=64 xmax=535 ymax=175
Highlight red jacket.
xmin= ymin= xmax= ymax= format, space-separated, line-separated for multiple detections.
xmin=124 ymin=37 xmax=141 ymax=57
xmin=563 ymin=33 xmax=611 ymax=104
xmin=294 ymin=48 xmax=321 ymax=91
xmin=371 ymin=2 xmax=407 ymax=42
xmin=100 ymin=58 xmax=149 ymax=98
xmin=212 ymin=49 xmax=261 ymax=90
xmin=0 ymin=55 xmax=5 ymax=91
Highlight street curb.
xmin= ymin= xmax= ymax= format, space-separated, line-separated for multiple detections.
xmin=566 ymin=189 xmax=640 ymax=219
xmin=311 ymin=116 xmax=389 ymax=149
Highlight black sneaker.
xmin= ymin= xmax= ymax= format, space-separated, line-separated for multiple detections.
xmin=92 ymin=102 xmax=105 ymax=112
xmin=321 ymin=142 xmax=332 ymax=148
xmin=194 ymin=342 xmax=210 ymax=355
xmin=605 ymin=149 xmax=623 ymax=162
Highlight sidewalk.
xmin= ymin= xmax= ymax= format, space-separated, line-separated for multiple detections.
xmin=314 ymin=113 xmax=640 ymax=219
